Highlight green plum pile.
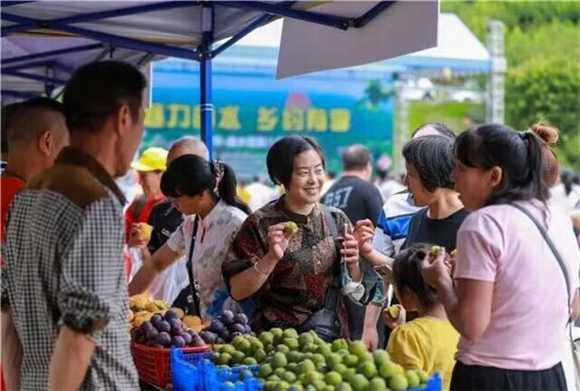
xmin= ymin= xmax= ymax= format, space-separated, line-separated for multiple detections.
xmin=207 ymin=328 xmax=432 ymax=391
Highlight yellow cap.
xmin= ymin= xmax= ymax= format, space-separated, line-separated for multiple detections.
xmin=131 ymin=147 xmax=168 ymax=172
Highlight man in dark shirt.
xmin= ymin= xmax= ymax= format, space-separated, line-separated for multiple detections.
xmin=322 ymin=144 xmax=383 ymax=340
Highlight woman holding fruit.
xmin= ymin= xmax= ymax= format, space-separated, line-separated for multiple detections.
xmin=354 ymin=135 xmax=467 ymax=351
xmin=422 ymin=124 xmax=580 ymax=391
xmin=129 ymin=154 xmax=251 ymax=320
xmin=223 ymin=136 xmax=379 ymax=339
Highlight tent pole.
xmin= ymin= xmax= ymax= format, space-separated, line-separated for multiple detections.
xmin=200 ymin=4 xmax=214 ymax=159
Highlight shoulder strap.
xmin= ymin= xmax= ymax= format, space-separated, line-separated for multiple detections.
xmin=319 ymin=205 xmax=341 ymax=311
xmin=509 ymin=204 xmax=571 ymax=304
xmin=186 ymin=217 xmax=201 ymax=316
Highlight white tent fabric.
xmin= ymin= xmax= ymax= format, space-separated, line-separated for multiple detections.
xmin=1 ymin=1 xmax=444 ymax=100
xmin=233 ymin=13 xmax=490 ymax=71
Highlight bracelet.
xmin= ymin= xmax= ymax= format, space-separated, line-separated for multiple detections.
xmin=253 ymin=262 xmax=270 ymax=276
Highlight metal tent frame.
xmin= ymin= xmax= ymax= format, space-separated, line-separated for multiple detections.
xmin=1 ymin=1 xmax=396 ymax=157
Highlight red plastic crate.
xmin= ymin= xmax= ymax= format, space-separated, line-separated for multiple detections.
xmin=131 ymin=343 xmax=210 ymax=387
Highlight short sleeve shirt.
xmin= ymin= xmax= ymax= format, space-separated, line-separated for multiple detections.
xmin=223 ymin=198 xmax=355 ymax=335
xmin=166 ymin=200 xmax=248 ymax=319
xmin=1 ymin=147 xmax=139 ymax=391
xmin=455 ymin=200 xmax=580 ymax=370
xmin=387 ymin=318 xmax=459 ymax=390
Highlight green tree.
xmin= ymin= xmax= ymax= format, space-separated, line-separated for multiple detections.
xmin=505 ymin=60 xmax=580 ymax=169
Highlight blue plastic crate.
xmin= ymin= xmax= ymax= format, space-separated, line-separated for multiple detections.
xmin=171 ymin=348 xmax=261 ymax=391
xmin=171 ymin=349 xmax=211 ymax=391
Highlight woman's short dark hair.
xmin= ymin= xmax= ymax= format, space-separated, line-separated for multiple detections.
xmin=402 ymin=136 xmax=455 ymax=192
xmin=161 ymin=154 xmax=250 ymax=214
xmin=393 ymin=243 xmax=439 ymax=308
xmin=266 ymin=136 xmax=326 ymax=187
xmin=63 ymin=61 xmax=146 ymax=133
xmin=455 ymin=124 xmax=550 ymax=205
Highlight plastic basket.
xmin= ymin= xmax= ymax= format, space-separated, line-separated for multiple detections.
xmin=171 ymin=349 xmax=261 ymax=391
xmin=131 ymin=343 xmax=210 ymax=388
xmin=171 ymin=350 xmax=211 ymax=391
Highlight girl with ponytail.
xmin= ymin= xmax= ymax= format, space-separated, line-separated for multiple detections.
xmin=129 ymin=155 xmax=251 ymax=319
xmin=421 ymin=124 xmax=580 ymax=391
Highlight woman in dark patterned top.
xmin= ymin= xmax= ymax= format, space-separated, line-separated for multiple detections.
xmin=222 ymin=136 xmax=362 ymax=337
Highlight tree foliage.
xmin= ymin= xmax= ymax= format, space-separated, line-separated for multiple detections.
xmin=442 ymin=0 xmax=580 ymax=170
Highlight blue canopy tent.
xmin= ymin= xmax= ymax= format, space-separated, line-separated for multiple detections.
xmin=1 ymin=1 xmax=434 ymax=157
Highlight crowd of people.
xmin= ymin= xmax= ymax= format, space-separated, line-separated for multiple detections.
xmin=1 ymin=59 xmax=580 ymax=391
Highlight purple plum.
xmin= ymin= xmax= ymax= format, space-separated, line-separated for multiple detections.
xmin=157 ymin=320 xmax=171 ymax=333
xmin=152 ymin=343 xmax=164 ymax=349
xmin=234 ymin=313 xmax=248 ymax=325
xmin=151 ymin=314 xmax=163 ymax=326
xmin=165 ymin=309 xmax=179 ymax=320
xmin=130 ymin=327 xmax=142 ymax=342
xmin=171 ymin=325 xmax=184 ymax=337
xmin=140 ymin=321 xmax=154 ymax=332
xmin=181 ymin=332 xmax=193 ymax=345
xmin=199 ymin=330 xmax=216 ymax=344
xmin=191 ymin=334 xmax=206 ymax=347
xmin=220 ymin=310 xmax=235 ymax=325
xmin=231 ymin=323 xmax=245 ymax=334
xmin=244 ymin=325 xmax=252 ymax=334
xmin=219 ymin=329 xmax=231 ymax=342
xmin=145 ymin=328 xmax=159 ymax=341
xmin=172 ymin=335 xmax=186 ymax=348
xmin=215 ymin=337 xmax=225 ymax=344
xmin=156 ymin=331 xmax=172 ymax=347
xmin=209 ymin=319 xmax=225 ymax=333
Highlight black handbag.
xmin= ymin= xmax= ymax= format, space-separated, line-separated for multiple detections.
xmin=172 ymin=217 xmax=202 ymax=316
xmin=297 ymin=206 xmax=343 ymax=342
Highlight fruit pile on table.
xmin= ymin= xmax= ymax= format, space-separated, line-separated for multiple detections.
xmin=201 ymin=327 xmax=436 ymax=391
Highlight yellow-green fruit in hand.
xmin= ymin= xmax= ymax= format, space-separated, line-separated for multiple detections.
xmin=325 ymin=371 xmax=343 ymax=386
xmin=378 ymin=361 xmax=397 ymax=379
xmin=285 ymin=222 xmax=299 ymax=235
xmin=389 ymin=374 xmax=409 ymax=391
xmin=430 ymin=245 xmax=441 ymax=257
xmin=350 ymin=374 xmax=370 ymax=391
xmin=386 ymin=305 xmax=400 ymax=320
xmin=406 ymin=370 xmax=421 ymax=388
xmin=369 ymin=378 xmax=387 ymax=391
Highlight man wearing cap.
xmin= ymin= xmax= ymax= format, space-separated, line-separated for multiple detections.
xmin=125 ymin=147 xmax=168 ymax=242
